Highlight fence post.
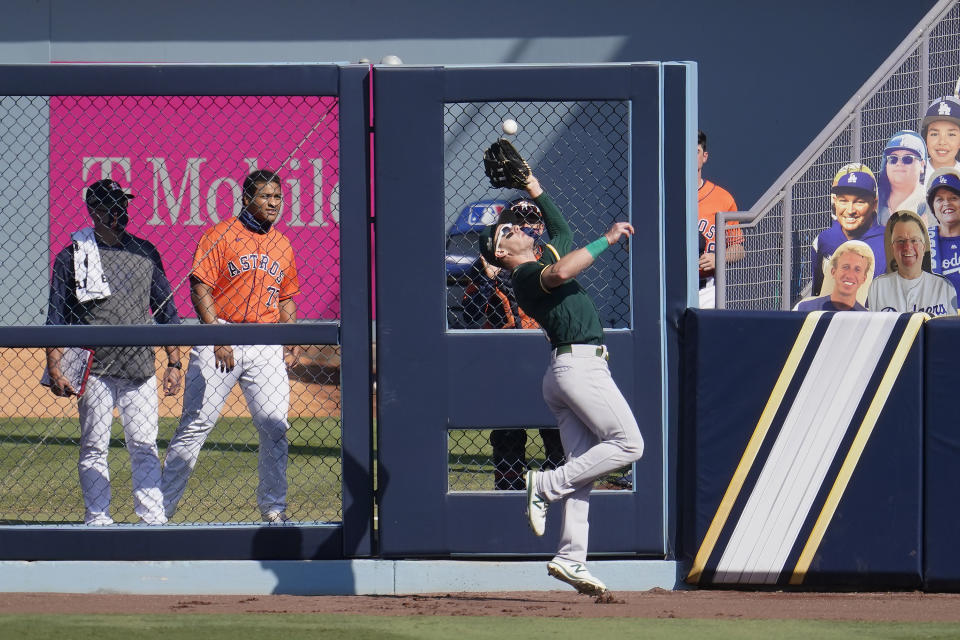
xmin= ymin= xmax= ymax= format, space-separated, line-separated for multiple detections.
xmin=781 ymin=191 xmax=792 ymax=310
xmin=919 ymin=25 xmax=930 ymax=114
xmin=716 ymin=211 xmax=727 ymax=309
xmin=851 ymin=108 xmax=862 ymax=162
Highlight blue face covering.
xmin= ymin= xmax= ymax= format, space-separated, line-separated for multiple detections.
xmin=239 ymin=208 xmax=272 ymax=234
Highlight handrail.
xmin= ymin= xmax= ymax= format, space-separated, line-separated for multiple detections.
xmin=747 ymin=1 xmax=953 ymax=220
xmin=714 ymin=0 xmax=959 ymax=309
xmin=715 ymin=210 xmax=769 ymax=309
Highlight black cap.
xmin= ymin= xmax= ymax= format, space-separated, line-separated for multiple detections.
xmin=85 ymin=179 xmax=135 ymax=209
xmin=478 ymin=223 xmax=503 ymax=265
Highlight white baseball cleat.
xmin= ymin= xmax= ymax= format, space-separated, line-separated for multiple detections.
xmin=263 ymin=511 xmax=291 ymax=524
xmin=525 ymin=469 xmax=547 ymax=536
xmin=547 ymin=558 xmax=608 ymax=596
xmin=84 ymin=513 xmax=114 ymax=526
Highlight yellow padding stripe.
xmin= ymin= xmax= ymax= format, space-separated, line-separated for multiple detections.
xmin=687 ymin=311 xmax=825 ymax=584
xmin=789 ymin=312 xmax=926 ymax=585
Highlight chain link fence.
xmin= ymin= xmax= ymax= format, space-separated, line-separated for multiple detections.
xmin=719 ymin=0 xmax=960 ymax=310
xmin=0 ymin=94 xmax=343 ymax=525
xmin=443 ymin=100 xmax=633 ymax=492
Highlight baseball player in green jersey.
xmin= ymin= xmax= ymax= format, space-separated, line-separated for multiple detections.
xmin=478 ymin=167 xmax=644 ymax=596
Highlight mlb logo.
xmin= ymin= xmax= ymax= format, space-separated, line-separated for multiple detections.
xmin=467 ymin=202 xmax=505 ymax=226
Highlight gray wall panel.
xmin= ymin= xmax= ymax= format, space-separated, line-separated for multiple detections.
xmin=0 ymin=96 xmax=48 ymax=325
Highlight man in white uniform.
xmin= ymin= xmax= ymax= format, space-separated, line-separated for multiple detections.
xmin=45 ymin=179 xmax=182 ymax=525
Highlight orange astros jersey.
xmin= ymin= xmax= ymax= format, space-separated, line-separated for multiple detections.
xmin=698 ymin=179 xmax=742 ymax=278
xmin=192 ymin=218 xmax=300 ymax=324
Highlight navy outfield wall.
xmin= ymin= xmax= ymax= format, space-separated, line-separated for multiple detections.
xmin=373 ymin=63 xmax=694 ymax=558
xmin=681 ymin=309 xmax=933 ymax=589
xmin=0 ymin=61 xmax=691 ymax=564
xmin=924 ymin=318 xmax=960 ymax=591
xmin=0 ymin=61 xmax=694 ymax=564
xmin=9 ymin=62 xmax=960 ymax=585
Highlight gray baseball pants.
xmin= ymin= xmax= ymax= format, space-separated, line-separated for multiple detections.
xmin=537 ymin=344 xmax=644 ymax=564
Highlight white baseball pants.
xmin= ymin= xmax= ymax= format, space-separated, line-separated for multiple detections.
xmin=537 ymin=344 xmax=644 ymax=564
xmin=78 ymin=374 xmax=166 ymax=525
xmin=161 ymin=343 xmax=290 ymax=518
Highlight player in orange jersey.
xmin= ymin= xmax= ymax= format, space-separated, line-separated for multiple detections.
xmin=161 ymin=169 xmax=301 ymax=523
xmin=697 ymin=130 xmax=744 ymax=307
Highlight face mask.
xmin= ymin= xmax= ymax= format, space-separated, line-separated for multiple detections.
xmin=239 ymin=207 xmax=272 ymax=234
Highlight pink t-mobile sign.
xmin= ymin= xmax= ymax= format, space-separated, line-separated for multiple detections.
xmin=48 ymin=95 xmax=341 ymax=320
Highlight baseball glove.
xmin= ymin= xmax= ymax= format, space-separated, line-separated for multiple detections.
xmin=483 ymin=139 xmax=531 ymax=189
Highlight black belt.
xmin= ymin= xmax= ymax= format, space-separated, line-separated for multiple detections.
xmin=555 ymin=344 xmax=606 ymax=358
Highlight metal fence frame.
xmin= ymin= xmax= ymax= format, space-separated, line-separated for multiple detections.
xmin=0 ymin=63 xmax=374 ymax=560
xmin=716 ymin=0 xmax=960 ymax=310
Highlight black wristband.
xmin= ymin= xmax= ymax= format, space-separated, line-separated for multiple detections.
xmin=167 ymin=361 xmax=183 ymax=370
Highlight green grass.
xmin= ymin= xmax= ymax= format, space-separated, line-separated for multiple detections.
xmin=447 ymin=428 xmax=631 ymax=492
xmin=1 ymin=615 xmax=959 ymax=640
xmin=0 ymin=421 xmax=629 ymax=524
xmin=0 ymin=416 xmax=344 ymax=524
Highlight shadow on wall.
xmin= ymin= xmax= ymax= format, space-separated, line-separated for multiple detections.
xmin=253 ymin=527 xmax=358 ymax=595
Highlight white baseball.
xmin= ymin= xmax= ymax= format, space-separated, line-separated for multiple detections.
xmin=501 ymin=119 xmax=518 ymax=136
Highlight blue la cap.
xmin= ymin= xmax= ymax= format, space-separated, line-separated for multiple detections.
xmin=831 ymin=163 xmax=877 ymax=198
xmin=927 ymin=168 xmax=960 ymax=211
xmin=921 ymin=96 xmax=960 ymax=137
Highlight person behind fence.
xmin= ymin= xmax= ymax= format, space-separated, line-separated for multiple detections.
xmin=811 ymin=163 xmax=886 ymax=298
xmin=926 ymin=167 xmax=960 ymax=298
xmin=461 ymin=201 xmax=565 ymax=490
xmin=921 ymin=96 xmax=960 ymax=188
xmin=161 ymin=169 xmax=301 ymax=524
xmin=44 ymin=178 xmax=182 ymax=526
xmin=478 ymin=142 xmax=644 ymax=596
xmin=877 ymin=130 xmax=928 ymax=226
xmin=697 ymin=130 xmax=743 ymax=308
xmin=867 ymin=209 xmax=957 ymax=316
xmin=794 ymin=241 xmax=872 ymax=312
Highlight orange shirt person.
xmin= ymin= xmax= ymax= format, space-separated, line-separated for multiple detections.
xmin=161 ymin=169 xmax=301 ymax=524
xmin=697 ymin=130 xmax=744 ymax=305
